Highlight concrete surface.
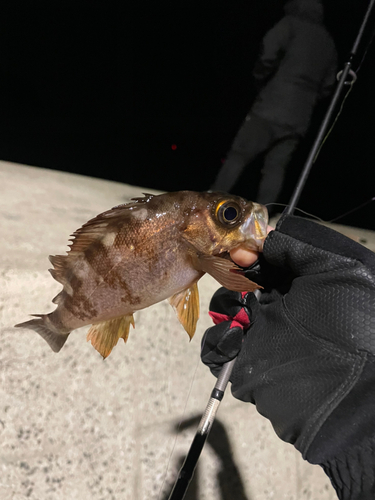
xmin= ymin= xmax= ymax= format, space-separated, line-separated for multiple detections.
xmin=2 ymin=160 xmax=373 ymax=500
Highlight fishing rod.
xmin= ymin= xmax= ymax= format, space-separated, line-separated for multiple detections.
xmin=166 ymin=1 xmax=375 ymax=498
xmin=287 ymin=0 xmax=375 ymax=214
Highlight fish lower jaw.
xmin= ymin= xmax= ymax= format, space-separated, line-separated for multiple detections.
xmin=240 ymin=203 xmax=269 ymax=247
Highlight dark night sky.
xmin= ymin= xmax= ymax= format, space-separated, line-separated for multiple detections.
xmin=1 ymin=0 xmax=375 ymax=229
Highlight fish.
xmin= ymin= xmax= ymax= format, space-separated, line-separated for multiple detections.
xmin=15 ymin=191 xmax=268 ymax=358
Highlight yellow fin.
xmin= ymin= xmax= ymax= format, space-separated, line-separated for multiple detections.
xmin=198 ymin=255 xmax=261 ymax=292
xmin=87 ymin=314 xmax=135 ymax=358
xmin=169 ymin=283 xmax=200 ymax=340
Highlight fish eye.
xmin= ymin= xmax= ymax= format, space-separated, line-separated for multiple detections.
xmin=215 ymin=201 xmax=241 ymax=226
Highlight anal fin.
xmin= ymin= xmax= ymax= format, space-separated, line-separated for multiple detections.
xmin=87 ymin=314 xmax=135 ymax=359
xmin=169 ymin=283 xmax=199 ymax=340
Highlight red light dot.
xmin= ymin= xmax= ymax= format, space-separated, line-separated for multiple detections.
xmin=171 ymin=144 xmax=177 ymax=150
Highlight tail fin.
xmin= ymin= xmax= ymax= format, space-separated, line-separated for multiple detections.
xmin=15 ymin=315 xmax=70 ymax=353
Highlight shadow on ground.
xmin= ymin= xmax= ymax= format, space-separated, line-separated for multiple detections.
xmin=163 ymin=416 xmax=251 ymax=500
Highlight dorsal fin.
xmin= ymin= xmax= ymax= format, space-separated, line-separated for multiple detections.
xmin=47 ymin=196 xmax=156 ymax=287
xmin=49 ymin=255 xmax=69 ymax=285
xmin=110 ymin=193 xmax=156 ymax=210
xmin=131 ymin=193 xmax=155 ymax=203
xmin=66 ymin=194 xmax=156 ymax=255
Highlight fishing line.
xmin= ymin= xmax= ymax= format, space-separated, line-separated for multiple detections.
xmin=312 ymin=78 xmax=354 ymax=163
xmin=266 ymin=197 xmax=375 ymax=226
xmin=355 ymin=23 xmax=375 ymax=74
xmin=265 ymin=203 xmax=325 ymax=222
xmin=314 ymin=0 xmax=375 ymax=156
xmin=327 ymin=196 xmax=375 ymax=223
xmin=157 ymin=349 xmax=202 ymax=500
xmin=353 ymin=1 xmax=375 ymax=74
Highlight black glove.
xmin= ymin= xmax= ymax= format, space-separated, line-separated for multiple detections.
xmin=201 ymin=215 xmax=375 ymax=500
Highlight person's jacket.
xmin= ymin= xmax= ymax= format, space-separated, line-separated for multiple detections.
xmin=251 ymin=0 xmax=337 ymax=136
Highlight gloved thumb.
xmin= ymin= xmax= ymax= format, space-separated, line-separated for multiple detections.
xmin=201 ymin=322 xmax=244 ymax=377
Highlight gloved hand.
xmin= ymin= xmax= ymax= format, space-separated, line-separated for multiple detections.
xmin=201 ymin=215 xmax=375 ymax=500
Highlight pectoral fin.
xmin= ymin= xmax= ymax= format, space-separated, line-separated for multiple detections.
xmin=87 ymin=314 xmax=135 ymax=359
xmin=198 ymin=255 xmax=261 ymax=292
xmin=169 ymin=283 xmax=200 ymax=340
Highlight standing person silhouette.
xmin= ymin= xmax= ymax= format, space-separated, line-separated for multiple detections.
xmin=211 ymin=0 xmax=337 ymax=206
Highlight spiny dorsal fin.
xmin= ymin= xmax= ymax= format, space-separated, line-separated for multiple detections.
xmin=66 ymin=195 xmax=156 ymax=255
xmin=48 ymin=195 xmax=158 ymax=287
xmin=131 ymin=193 xmax=155 ymax=203
xmin=108 ymin=193 xmax=156 ymax=211
xmin=67 ymin=219 xmax=112 ymax=254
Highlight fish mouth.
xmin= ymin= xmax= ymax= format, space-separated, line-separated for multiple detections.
xmin=240 ymin=203 xmax=269 ymax=251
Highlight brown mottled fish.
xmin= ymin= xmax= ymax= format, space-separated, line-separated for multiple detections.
xmin=15 ymin=191 xmax=268 ymax=358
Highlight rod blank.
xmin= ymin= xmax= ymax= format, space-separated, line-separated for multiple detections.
xmin=167 ymin=358 xmax=236 ymax=500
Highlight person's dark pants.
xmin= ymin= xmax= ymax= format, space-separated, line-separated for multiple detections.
xmin=211 ymin=114 xmax=300 ymax=205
